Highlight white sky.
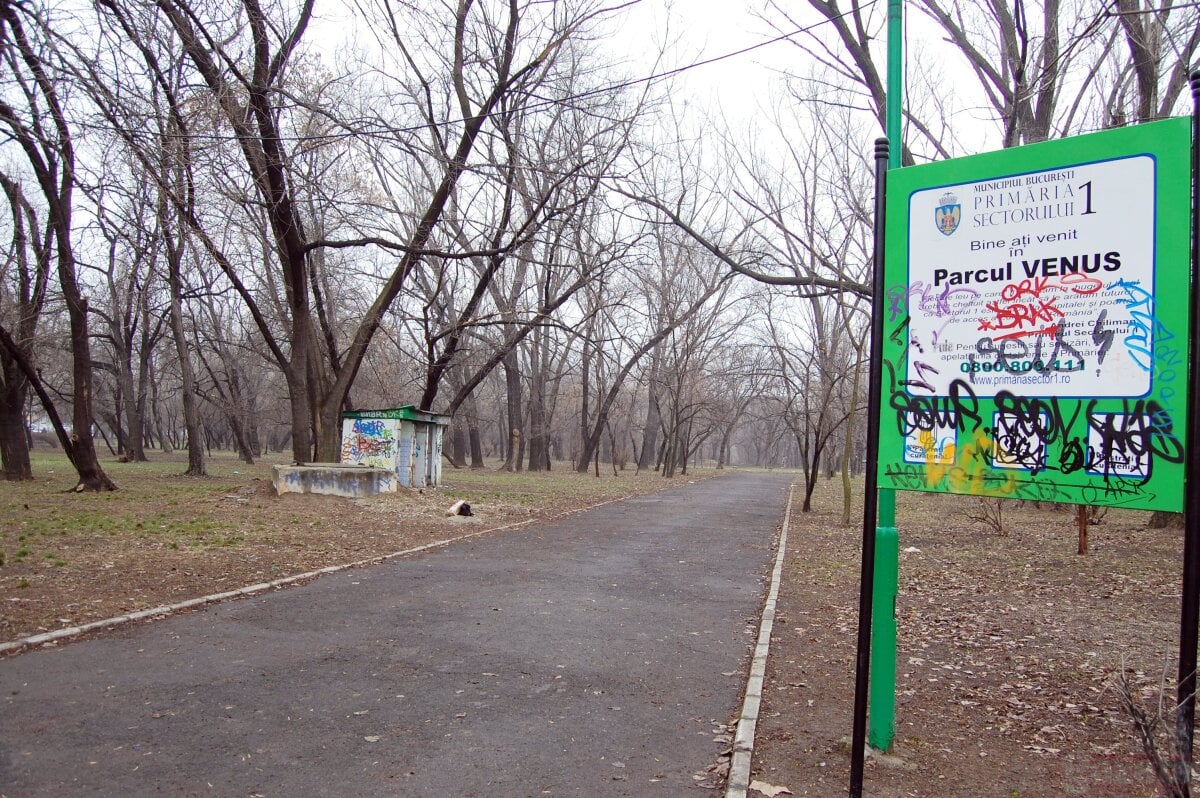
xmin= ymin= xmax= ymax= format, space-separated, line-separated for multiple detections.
xmin=598 ymin=0 xmax=1006 ymax=156
xmin=309 ymin=0 xmax=1004 ymax=156
xmin=601 ymin=0 xmax=789 ymax=123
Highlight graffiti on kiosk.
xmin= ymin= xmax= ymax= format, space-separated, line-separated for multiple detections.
xmin=341 ymin=418 xmax=397 ymax=468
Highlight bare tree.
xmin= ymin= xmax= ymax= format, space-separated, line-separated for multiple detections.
xmin=707 ymin=335 xmax=773 ymax=470
xmin=766 ymin=291 xmax=857 ymax=511
xmin=0 ymin=2 xmax=115 ymax=490
xmin=574 ymin=227 xmax=733 ymax=474
xmin=85 ymin=158 xmax=171 ymax=462
xmin=0 ymin=174 xmax=51 ymax=480
xmin=1111 ymin=0 xmax=1200 ymax=124
xmin=159 ymin=137 xmax=207 ymax=475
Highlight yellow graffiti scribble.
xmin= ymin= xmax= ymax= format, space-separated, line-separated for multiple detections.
xmin=924 ymin=428 xmax=1017 ymax=497
xmin=918 ymin=429 xmax=956 ymax=466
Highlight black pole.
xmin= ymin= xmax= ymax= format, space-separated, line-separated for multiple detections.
xmin=1178 ymin=70 xmax=1200 ymax=791
xmin=849 ymin=137 xmax=891 ymax=798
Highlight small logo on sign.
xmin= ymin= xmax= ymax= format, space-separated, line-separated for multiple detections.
xmin=934 ymin=192 xmax=961 ymax=236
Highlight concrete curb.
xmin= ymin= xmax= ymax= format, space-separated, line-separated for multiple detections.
xmin=725 ymin=483 xmax=795 ymax=798
xmin=0 ymin=493 xmax=634 ymax=657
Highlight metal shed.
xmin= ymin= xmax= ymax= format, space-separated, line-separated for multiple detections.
xmin=339 ymin=406 xmax=451 ymax=488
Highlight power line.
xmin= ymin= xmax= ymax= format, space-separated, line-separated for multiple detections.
xmin=1106 ymin=0 xmax=1200 ymax=14
xmin=79 ymin=6 xmax=869 ymax=146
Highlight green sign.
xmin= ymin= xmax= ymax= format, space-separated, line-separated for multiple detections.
xmin=879 ymin=118 xmax=1192 ymax=511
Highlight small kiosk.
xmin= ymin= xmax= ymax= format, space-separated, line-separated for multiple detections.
xmin=339 ymin=405 xmax=451 ymax=488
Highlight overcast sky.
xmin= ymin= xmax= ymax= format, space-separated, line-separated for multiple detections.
xmin=600 ymin=0 xmax=790 ymax=123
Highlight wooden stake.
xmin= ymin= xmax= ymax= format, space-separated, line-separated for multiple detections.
xmin=1077 ymin=505 xmax=1088 ymax=556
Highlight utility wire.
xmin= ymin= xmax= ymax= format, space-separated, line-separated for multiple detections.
xmin=79 ymin=4 xmax=871 ymax=145
xmin=1106 ymin=0 xmax=1200 ymax=13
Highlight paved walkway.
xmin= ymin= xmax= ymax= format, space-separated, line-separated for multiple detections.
xmin=0 ymin=471 xmax=793 ymax=797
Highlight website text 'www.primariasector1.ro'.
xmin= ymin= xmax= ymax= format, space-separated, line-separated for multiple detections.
xmin=970 ymin=372 xmax=1074 ymax=386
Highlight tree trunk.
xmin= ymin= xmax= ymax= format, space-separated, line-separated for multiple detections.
xmin=801 ymin=437 xmax=826 ymax=512
xmin=577 ymin=337 xmax=591 ymax=471
xmin=502 ymin=348 xmax=523 ymax=472
xmin=0 ymin=374 xmax=32 ymax=480
xmin=456 ymin=386 xmax=486 ymax=468
xmin=116 ymin=358 xmax=146 ymax=461
xmin=468 ymin=423 xmax=485 ymax=468
xmin=527 ymin=394 xmax=548 ymax=471
xmin=637 ymin=347 xmax=662 ymax=471
xmin=229 ymin=417 xmax=256 ymax=465
xmin=225 ymin=366 xmax=256 ymax=464
xmin=526 ymin=333 xmax=549 ymax=472
xmin=0 ymin=322 xmax=76 ymax=470
xmin=163 ymin=205 xmax=205 ymax=476
xmin=0 ymin=175 xmax=43 ymax=480
xmin=132 ymin=320 xmax=156 ymax=459
xmin=716 ymin=425 xmax=732 ymax=469
xmin=841 ymin=346 xmax=864 ymax=526
xmin=285 ymin=363 xmax=314 ymax=464
xmin=661 ymin=408 xmax=680 ymax=478
xmin=64 ymin=291 xmax=116 ymax=492
xmin=247 ymin=416 xmax=263 ymax=458
xmin=1148 ymin=511 xmax=1184 ymax=529
xmin=448 ymin=421 xmax=467 ymax=468
xmin=150 ymin=367 xmax=173 ymax=454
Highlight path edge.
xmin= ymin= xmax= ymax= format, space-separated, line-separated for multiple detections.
xmin=725 ymin=482 xmax=795 ymax=798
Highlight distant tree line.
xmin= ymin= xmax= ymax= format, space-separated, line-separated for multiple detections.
xmin=0 ymin=0 xmax=1193 ymax=508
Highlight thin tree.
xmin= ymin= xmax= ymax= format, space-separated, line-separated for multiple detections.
xmin=0 ymin=174 xmax=50 ymax=480
xmin=0 ymin=3 xmax=115 ymax=490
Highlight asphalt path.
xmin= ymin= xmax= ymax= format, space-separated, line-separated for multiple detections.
xmin=1 ymin=470 xmax=793 ymax=797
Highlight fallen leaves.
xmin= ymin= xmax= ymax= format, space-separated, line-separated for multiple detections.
xmin=751 ymin=481 xmax=1182 ymax=797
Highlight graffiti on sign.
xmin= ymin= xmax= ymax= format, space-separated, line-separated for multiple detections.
xmin=878 ymin=119 xmax=1191 ymax=511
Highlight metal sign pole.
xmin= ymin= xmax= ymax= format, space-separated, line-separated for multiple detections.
xmin=1177 ymin=70 xmax=1200 ymax=789
xmin=868 ymin=0 xmax=904 ymax=754
xmin=850 ymin=137 xmax=891 ymax=798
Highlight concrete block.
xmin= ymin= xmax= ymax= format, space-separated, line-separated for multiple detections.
xmin=273 ymin=464 xmax=397 ymax=498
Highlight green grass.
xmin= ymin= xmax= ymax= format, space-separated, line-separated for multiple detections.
xmin=10 ymin=504 xmax=226 ymax=541
xmin=27 ymin=450 xmax=265 ymax=485
xmin=4 ymin=451 xmax=275 ymax=561
xmin=440 ymin=461 xmax=715 ymax=506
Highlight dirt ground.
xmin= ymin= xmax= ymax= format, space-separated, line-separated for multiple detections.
xmin=2 ymin=453 xmax=1185 ymax=795
xmin=751 ymin=477 xmax=1185 ymax=798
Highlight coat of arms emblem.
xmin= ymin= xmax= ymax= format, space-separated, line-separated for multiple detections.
xmin=934 ymin=192 xmax=961 ymax=236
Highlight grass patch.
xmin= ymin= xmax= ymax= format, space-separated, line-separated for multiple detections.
xmin=441 ymin=462 xmax=708 ymax=508
xmin=6 ymin=453 xmax=267 ymax=547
